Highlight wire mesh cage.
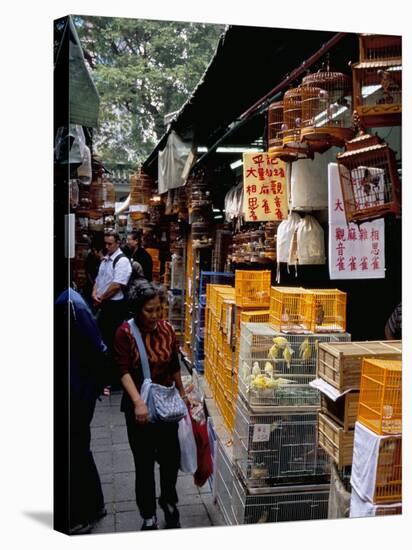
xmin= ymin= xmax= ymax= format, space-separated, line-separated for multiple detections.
xmin=358 ymin=358 xmax=402 ymax=435
xmin=238 ymin=323 xmax=350 ymax=409
xmin=235 ymin=270 xmax=271 ymax=308
xmin=300 ymin=70 xmax=354 ymax=147
xmin=233 ymin=398 xmax=330 ymax=485
xmin=214 ymin=440 xmax=236 ymax=526
xmin=269 ymin=286 xmax=309 ymax=333
xmin=301 ymin=289 xmax=347 ymax=333
xmin=352 ymin=34 xmax=402 ymax=127
xmin=337 ymin=133 xmax=401 ymax=224
xmin=231 ymin=474 xmax=329 ymax=525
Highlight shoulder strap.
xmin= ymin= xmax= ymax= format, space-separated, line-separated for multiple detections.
xmin=113 ymin=252 xmax=129 ymax=269
xmin=127 ymin=319 xmax=151 ymax=380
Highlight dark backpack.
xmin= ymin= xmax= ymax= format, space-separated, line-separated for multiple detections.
xmin=112 ymin=253 xmax=144 ymax=295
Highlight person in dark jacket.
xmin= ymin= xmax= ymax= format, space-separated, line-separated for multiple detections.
xmin=55 ymin=288 xmax=108 ymax=534
xmin=123 ymin=230 xmax=153 ymax=282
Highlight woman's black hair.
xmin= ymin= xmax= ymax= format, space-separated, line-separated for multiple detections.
xmin=127 ymin=279 xmax=166 ymax=317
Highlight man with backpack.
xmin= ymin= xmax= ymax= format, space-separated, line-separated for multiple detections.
xmin=93 ymin=231 xmax=132 ymax=388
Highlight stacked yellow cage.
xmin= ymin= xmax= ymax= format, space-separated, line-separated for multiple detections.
xmin=146 ymin=247 xmax=160 ymax=283
xmin=349 ymin=357 xmax=402 ymax=517
xmin=204 ymin=271 xmax=272 ymax=433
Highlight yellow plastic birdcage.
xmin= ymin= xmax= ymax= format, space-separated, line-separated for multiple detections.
xmin=269 ymin=287 xmax=309 ymax=333
xmin=301 ymin=289 xmax=347 ymax=333
xmin=235 ymin=270 xmax=271 ymax=308
xmin=358 ymin=358 xmax=402 ymax=435
xmin=240 ymin=309 xmax=270 ymax=324
xmin=373 ymin=436 xmax=402 ymax=503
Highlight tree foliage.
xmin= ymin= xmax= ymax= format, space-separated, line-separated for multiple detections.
xmin=74 ymin=16 xmax=224 ymax=164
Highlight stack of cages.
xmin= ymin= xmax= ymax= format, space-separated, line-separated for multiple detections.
xmin=231 ymin=319 xmax=351 ymax=525
xmin=198 ymin=272 xmax=234 ymax=374
xmin=350 ymin=358 xmax=402 ymax=517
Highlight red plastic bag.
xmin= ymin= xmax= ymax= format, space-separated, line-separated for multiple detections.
xmin=190 ymin=412 xmax=213 ymax=487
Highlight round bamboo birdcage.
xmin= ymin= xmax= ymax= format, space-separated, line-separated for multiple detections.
xmin=268 ymin=101 xmax=284 ymax=152
xmin=281 ymin=88 xmax=311 ymax=157
xmin=90 ymin=175 xmax=115 ymax=215
xmin=129 ymin=167 xmax=154 ymax=220
xmin=300 ymin=70 xmax=354 ymax=146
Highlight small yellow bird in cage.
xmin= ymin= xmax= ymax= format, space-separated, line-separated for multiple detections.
xmin=299 ymin=337 xmax=312 ymax=361
xmin=268 ymin=336 xmax=289 ymax=359
xmin=264 ymin=361 xmax=274 ymax=377
xmin=252 ymin=362 xmax=261 ymax=376
xmin=283 ymin=345 xmax=294 ymax=368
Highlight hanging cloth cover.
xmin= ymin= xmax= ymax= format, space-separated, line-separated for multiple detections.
xmin=54 ymin=16 xmax=100 ymax=128
xmin=276 ymin=211 xmax=301 ymax=283
xmin=289 ymin=214 xmax=326 ymax=268
xmin=158 ymin=130 xmax=194 ymax=195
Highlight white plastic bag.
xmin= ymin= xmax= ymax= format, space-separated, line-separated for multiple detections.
xmin=178 ymin=412 xmax=198 ymax=474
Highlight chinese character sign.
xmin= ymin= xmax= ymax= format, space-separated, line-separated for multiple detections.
xmin=329 ymin=164 xmax=385 ymax=280
xmin=242 ymin=153 xmax=288 ymax=222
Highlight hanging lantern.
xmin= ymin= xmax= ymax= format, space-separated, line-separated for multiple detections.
xmin=300 ymin=70 xmax=354 ymax=148
xmin=352 ymin=34 xmax=402 ymax=127
xmin=336 ymin=133 xmax=401 ymax=223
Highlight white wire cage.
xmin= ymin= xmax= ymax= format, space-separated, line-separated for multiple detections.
xmin=214 ymin=440 xmax=236 ymax=526
xmin=233 ymin=399 xmax=330 ymax=486
xmin=232 ymin=473 xmax=329 ymax=525
xmin=238 ymin=323 xmax=351 ymax=409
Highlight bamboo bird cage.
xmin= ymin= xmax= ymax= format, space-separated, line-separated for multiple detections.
xmin=281 ymin=88 xmax=312 ymax=158
xmin=352 ymin=34 xmax=402 ymax=128
xmin=300 ymin=70 xmax=354 ymax=148
xmin=336 ymin=133 xmax=401 ymax=224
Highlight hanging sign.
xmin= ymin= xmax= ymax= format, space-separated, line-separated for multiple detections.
xmin=328 ymin=163 xmax=385 ymax=280
xmin=242 ymin=153 xmax=288 ymax=222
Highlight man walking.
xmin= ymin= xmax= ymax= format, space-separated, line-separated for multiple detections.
xmin=93 ymin=231 xmax=132 ymax=387
xmin=123 ymin=230 xmax=153 ymax=282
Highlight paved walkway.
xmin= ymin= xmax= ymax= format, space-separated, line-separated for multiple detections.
xmin=90 ymin=391 xmax=225 ymax=534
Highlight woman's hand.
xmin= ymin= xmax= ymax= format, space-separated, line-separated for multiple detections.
xmin=133 ymin=399 xmax=149 ymax=424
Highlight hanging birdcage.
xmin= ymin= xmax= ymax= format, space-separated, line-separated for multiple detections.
xmin=300 ymin=70 xmax=354 ymax=147
xmin=336 ymin=133 xmax=401 ymax=223
xmin=281 ymin=88 xmax=312 ymax=158
xmin=129 ymin=167 xmax=154 ymax=222
xmin=352 ymin=34 xmax=402 ymax=128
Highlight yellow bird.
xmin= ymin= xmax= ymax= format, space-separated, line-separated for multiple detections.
xmin=283 ymin=345 xmax=294 ymax=368
xmin=299 ymin=337 xmax=312 ymax=361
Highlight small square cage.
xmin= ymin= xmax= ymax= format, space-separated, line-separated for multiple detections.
xmin=374 ymin=437 xmax=402 ymax=503
xmin=301 ymin=289 xmax=347 ymax=333
xmin=337 ymin=133 xmax=401 ymax=223
xmin=269 ymin=286 xmax=309 ymax=333
xmin=352 ymin=35 xmax=401 ymax=127
xmin=238 ymin=323 xmax=350 ymax=409
xmin=235 ymin=270 xmax=271 ymax=308
xmin=300 ymin=70 xmax=354 ymax=147
xmin=358 ymin=358 xmax=402 ymax=435
xmin=231 ymin=474 xmax=329 ymax=525
xmin=232 ymin=399 xmax=330 ymax=486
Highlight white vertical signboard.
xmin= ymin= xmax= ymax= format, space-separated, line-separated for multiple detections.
xmin=328 ymin=163 xmax=385 ymax=280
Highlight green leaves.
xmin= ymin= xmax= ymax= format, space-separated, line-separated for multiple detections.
xmin=74 ymin=16 xmax=224 ymax=164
